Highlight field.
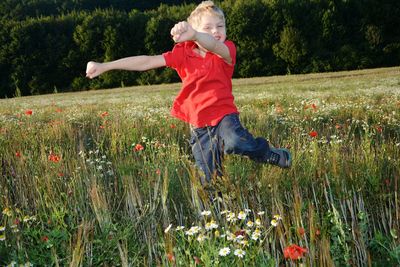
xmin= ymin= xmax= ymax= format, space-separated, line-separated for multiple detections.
xmin=0 ymin=67 xmax=399 ymax=266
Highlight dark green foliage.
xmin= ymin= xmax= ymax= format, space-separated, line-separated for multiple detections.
xmin=0 ymin=0 xmax=399 ymax=97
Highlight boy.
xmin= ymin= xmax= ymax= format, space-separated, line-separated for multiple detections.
xmin=86 ymin=1 xmax=291 ymax=183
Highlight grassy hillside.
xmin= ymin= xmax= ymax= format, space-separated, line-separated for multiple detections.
xmin=0 ymin=67 xmax=399 ymax=266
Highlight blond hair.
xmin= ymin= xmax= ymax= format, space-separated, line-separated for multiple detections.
xmin=187 ymin=1 xmax=225 ymax=28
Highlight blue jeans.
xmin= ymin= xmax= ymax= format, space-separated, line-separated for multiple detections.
xmin=189 ymin=113 xmax=270 ymax=183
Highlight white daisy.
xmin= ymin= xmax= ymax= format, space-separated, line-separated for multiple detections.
xmin=219 ymin=247 xmax=231 ymax=256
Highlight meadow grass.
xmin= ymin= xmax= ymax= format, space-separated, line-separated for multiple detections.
xmin=0 ymin=67 xmax=399 ymax=266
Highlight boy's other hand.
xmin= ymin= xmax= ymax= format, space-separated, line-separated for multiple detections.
xmin=86 ymin=61 xmax=103 ymax=79
xmin=170 ymin=21 xmax=196 ymax=43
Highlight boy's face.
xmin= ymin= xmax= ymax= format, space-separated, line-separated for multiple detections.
xmin=195 ymin=13 xmax=226 ymax=42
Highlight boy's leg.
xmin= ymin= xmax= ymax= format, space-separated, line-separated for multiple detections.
xmin=218 ymin=113 xmax=291 ymax=168
xmin=189 ymin=126 xmax=223 ymax=184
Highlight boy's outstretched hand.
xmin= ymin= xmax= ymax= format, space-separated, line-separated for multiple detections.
xmin=86 ymin=61 xmax=104 ymax=79
xmin=170 ymin=21 xmax=197 ymax=43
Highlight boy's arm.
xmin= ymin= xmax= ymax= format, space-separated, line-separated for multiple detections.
xmin=171 ymin=22 xmax=231 ymax=64
xmin=193 ymin=32 xmax=231 ymax=64
xmin=86 ymin=55 xmax=166 ymax=79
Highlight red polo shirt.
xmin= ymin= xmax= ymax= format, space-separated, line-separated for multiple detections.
xmin=163 ymin=40 xmax=238 ymax=127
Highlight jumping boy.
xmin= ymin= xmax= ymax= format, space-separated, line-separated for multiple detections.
xmin=86 ymin=1 xmax=291 ymax=183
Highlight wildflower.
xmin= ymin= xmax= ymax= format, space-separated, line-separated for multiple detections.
xmin=2 ymin=208 xmax=12 ymax=216
xmin=309 ymin=130 xmax=318 ymax=138
xmin=0 ymin=234 xmax=5 ymax=241
xmin=0 ymin=226 xmax=5 ymax=231
xmin=134 ymin=144 xmax=144 ymax=151
xmin=41 ymin=236 xmax=49 ymax=242
xmin=255 ymin=218 xmax=261 ymax=226
xmin=226 ymin=232 xmax=236 ymax=241
xmin=311 ymin=103 xmax=317 ymax=111
xmin=227 ymin=212 xmax=237 ymax=222
xmin=49 ymin=153 xmax=60 ymax=163
xmin=166 ymin=252 xmax=175 ymax=263
xmin=219 ymin=247 xmax=231 ymax=257
xmin=251 ymin=230 xmax=261 ymax=241
xmin=197 ymin=234 xmax=207 ymax=242
xmin=298 ymin=227 xmax=305 ymax=237
xmin=235 ymin=229 xmax=246 ymax=237
xmin=235 ymin=234 xmax=244 ymax=243
xmin=220 ymin=210 xmax=229 ymax=215
xmin=170 ymin=124 xmax=176 ymax=129
xmin=257 ymin=211 xmax=265 ymax=216
xmin=271 ymin=219 xmax=279 ymax=227
xmin=283 ymin=244 xmax=308 ymax=260
xmin=214 ymin=230 xmax=220 ymax=237
xmin=205 ymin=220 xmax=218 ymax=231
xmin=237 ymin=211 xmax=246 ymax=220
xmin=185 ymin=226 xmax=201 ymax=236
xmin=246 ymin=220 xmax=254 ymax=228
xmin=100 ymin=111 xmax=109 ymax=118
xmin=156 ymin=169 xmax=161 ymax=175
xmin=15 ymin=151 xmax=21 ymax=157
xmin=176 ymin=226 xmax=185 ymax=231
xmin=234 ymin=249 xmax=246 ymax=258
xmin=273 ymin=214 xmax=282 ymax=220
xmin=193 ymin=256 xmax=202 ymax=264
xmin=25 ymin=110 xmax=33 ymax=116
xmin=239 ymin=239 xmax=249 ymax=246
xmin=201 ymin=210 xmax=211 ymax=216
xmin=164 ymin=224 xmax=172 ymax=234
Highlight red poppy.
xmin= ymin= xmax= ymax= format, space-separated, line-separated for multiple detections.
xmin=193 ymin=256 xmax=202 ymax=265
xmin=311 ymin=103 xmax=317 ymax=110
xmin=283 ymin=244 xmax=308 ymax=260
xmin=170 ymin=123 xmax=177 ymax=129
xmin=100 ymin=111 xmax=109 ymax=118
xmin=309 ymin=130 xmax=318 ymax=138
xmin=55 ymin=108 xmax=63 ymax=113
xmin=15 ymin=151 xmax=21 ymax=157
xmin=25 ymin=110 xmax=33 ymax=116
xmin=49 ymin=153 xmax=60 ymax=163
xmin=234 ymin=229 xmax=247 ymax=237
xmin=315 ymin=229 xmax=321 ymax=236
xmin=376 ymin=126 xmax=383 ymax=133
xmin=41 ymin=236 xmax=49 ymax=242
xmin=134 ymin=144 xmax=144 ymax=151
xmin=166 ymin=252 xmax=175 ymax=263
xmin=156 ymin=169 xmax=161 ymax=175
xmin=297 ymin=227 xmax=305 ymax=237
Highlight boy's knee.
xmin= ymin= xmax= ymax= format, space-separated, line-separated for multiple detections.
xmin=223 ymin=134 xmax=247 ymax=154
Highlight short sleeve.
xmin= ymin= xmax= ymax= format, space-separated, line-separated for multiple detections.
xmin=224 ymin=40 xmax=236 ymax=66
xmin=162 ymin=43 xmax=185 ymax=69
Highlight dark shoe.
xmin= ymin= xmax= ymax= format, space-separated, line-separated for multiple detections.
xmin=265 ymin=147 xmax=292 ymax=168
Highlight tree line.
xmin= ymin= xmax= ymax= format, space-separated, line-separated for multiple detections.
xmin=0 ymin=0 xmax=399 ymax=98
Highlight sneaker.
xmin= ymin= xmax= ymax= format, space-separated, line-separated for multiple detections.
xmin=265 ymin=147 xmax=292 ymax=168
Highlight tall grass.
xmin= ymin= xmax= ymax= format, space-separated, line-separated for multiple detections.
xmin=0 ymin=67 xmax=399 ymax=266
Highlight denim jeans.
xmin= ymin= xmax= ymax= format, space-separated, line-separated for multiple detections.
xmin=189 ymin=113 xmax=270 ymax=183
